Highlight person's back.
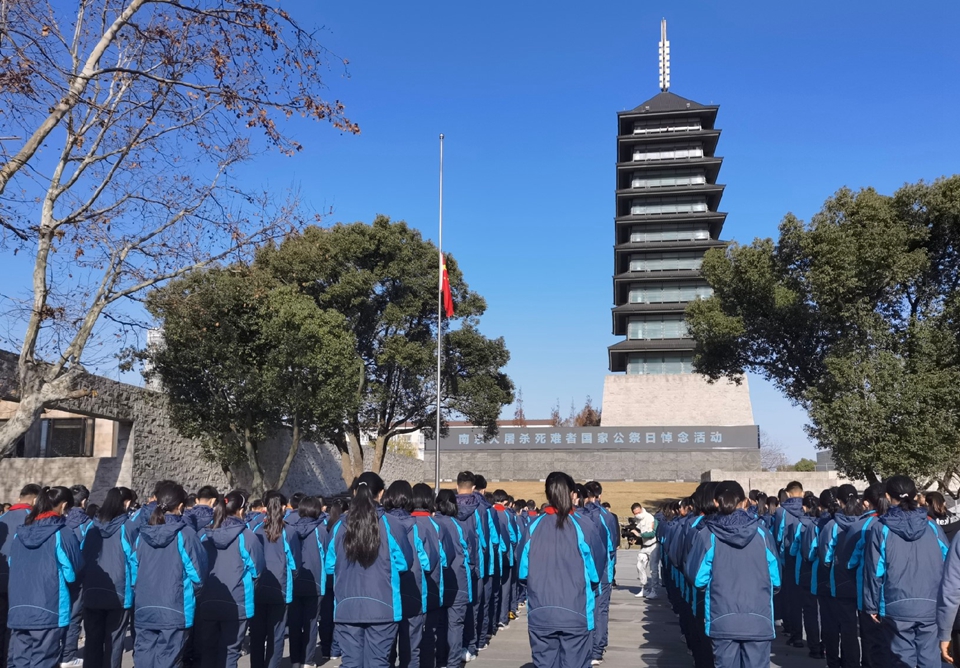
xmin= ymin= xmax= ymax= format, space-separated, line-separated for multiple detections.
xmin=197 ymin=516 xmax=263 ymax=621
xmin=82 ymin=514 xmax=135 ymax=610
xmin=253 ymin=515 xmax=300 ymax=606
xmin=290 ymin=513 xmax=325 ymax=599
xmin=136 ymin=512 xmax=206 ymax=629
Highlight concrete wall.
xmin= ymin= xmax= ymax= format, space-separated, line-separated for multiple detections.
xmin=601 ymin=374 xmax=755 ymax=427
xmin=426 ymin=448 xmax=760 ymax=483
xmin=701 ymin=469 xmax=865 ymax=496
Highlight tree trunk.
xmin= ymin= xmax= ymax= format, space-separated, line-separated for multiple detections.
xmin=274 ymin=418 xmax=301 ymax=492
xmin=343 ymin=432 xmax=363 ymax=486
xmin=242 ymin=417 xmax=265 ymax=496
xmin=372 ymin=433 xmax=390 ymax=474
xmin=0 ymin=365 xmax=86 ymax=457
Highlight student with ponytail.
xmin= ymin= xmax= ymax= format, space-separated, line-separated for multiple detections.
xmin=410 ymin=483 xmax=447 ymax=668
xmin=6 ymin=486 xmax=83 ymax=668
xmin=863 ymin=475 xmax=946 ymax=668
xmin=816 ymin=485 xmax=860 ymax=668
xmin=81 ymin=487 xmax=136 ymax=668
xmin=326 ymin=472 xmax=413 ymax=668
xmin=518 ymin=471 xmax=600 ymax=668
xmin=133 ymin=481 xmax=208 ymax=667
xmin=252 ymin=490 xmax=301 ymax=668
xmin=841 ymin=481 xmax=886 ymax=668
xmin=434 ymin=488 xmax=472 ymax=668
xmin=289 ymin=495 xmax=326 ymax=668
xmin=195 ymin=490 xmax=263 ymax=668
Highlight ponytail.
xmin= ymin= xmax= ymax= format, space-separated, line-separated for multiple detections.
xmin=25 ymin=486 xmax=74 ymax=525
xmin=885 ymin=475 xmax=919 ymax=512
xmin=149 ymin=482 xmax=187 ymax=526
xmin=262 ymin=491 xmax=287 ymax=543
xmin=97 ymin=487 xmax=133 ymax=524
xmin=345 ymin=472 xmax=385 ymax=568
xmin=545 ymin=471 xmax=572 ymax=528
xmin=213 ymin=490 xmax=246 ymax=529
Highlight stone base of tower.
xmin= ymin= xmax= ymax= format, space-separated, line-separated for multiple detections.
xmin=601 ymin=374 xmax=755 ymax=427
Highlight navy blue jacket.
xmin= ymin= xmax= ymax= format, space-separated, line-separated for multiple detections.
xmin=7 ymin=516 xmax=83 ymax=629
xmin=290 ymin=516 xmax=326 ymax=598
xmin=519 ymin=509 xmax=600 ymax=632
xmin=387 ymin=508 xmax=435 ymax=618
xmin=411 ymin=512 xmax=446 ymax=612
xmin=0 ymin=504 xmax=32 ymax=595
xmin=491 ymin=505 xmax=517 ymax=573
xmin=197 ymin=517 xmax=263 ymax=621
xmin=819 ymin=512 xmax=858 ymax=599
xmin=863 ymin=506 xmax=947 ymax=622
xmin=134 ymin=514 xmax=208 ymax=629
xmin=455 ymin=494 xmax=485 ymax=580
xmin=81 ymin=515 xmax=137 ymax=610
xmin=581 ymin=502 xmax=617 ymax=585
xmin=65 ymin=507 xmax=94 ymax=545
xmin=937 ymin=527 xmax=960 ymax=640
xmin=685 ymin=510 xmax=780 ymax=641
xmin=184 ymin=504 xmax=214 ymax=533
xmin=253 ymin=522 xmax=300 ymax=605
xmin=434 ymin=514 xmax=472 ymax=605
xmin=475 ymin=494 xmax=500 ymax=578
xmin=789 ymin=513 xmax=815 ymax=588
xmin=774 ymin=497 xmax=804 ymax=559
xmin=325 ymin=506 xmax=413 ymax=623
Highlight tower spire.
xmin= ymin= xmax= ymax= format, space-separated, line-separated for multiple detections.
xmin=658 ymin=18 xmax=670 ymax=92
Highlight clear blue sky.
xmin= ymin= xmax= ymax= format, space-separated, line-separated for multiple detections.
xmin=8 ymin=2 xmax=960 ymax=462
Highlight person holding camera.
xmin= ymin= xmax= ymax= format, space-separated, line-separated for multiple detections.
xmin=628 ymin=503 xmax=659 ymax=599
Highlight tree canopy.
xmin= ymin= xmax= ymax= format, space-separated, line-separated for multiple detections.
xmin=687 ymin=177 xmax=960 ymax=484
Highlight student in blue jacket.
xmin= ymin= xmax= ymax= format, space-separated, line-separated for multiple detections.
xmin=59 ymin=484 xmax=93 ymax=667
xmin=435 ymin=488 xmax=472 ymax=668
xmin=581 ymin=481 xmax=617 ymax=665
xmin=288 ymin=495 xmax=326 ymax=668
xmin=185 ymin=485 xmax=219 ymax=532
xmin=491 ymin=489 xmax=517 ymax=631
xmin=252 ymin=490 xmax=301 ymax=668
xmin=326 ymin=472 xmax=413 ymax=668
xmin=791 ymin=493 xmax=822 ymax=658
xmin=518 ymin=472 xmax=600 ymax=668
xmin=684 ymin=480 xmax=780 ymax=668
xmin=815 ymin=484 xmax=860 ymax=668
xmin=319 ymin=496 xmax=348 ymax=660
xmin=410 ymin=483 xmax=447 ymax=668
xmin=455 ymin=471 xmax=485 ymax=662
xmin=81 ymin=487 xmax=136 ymax=668
xmin=773 ymin=480 xmax=806 ymax=647
xmin=133 ymin=481 xmax=207 ymax=668
xmin=863 ymin=476 xmax=946 ymax=668
xmin=473 ymin=475 xmax=500 ymax=651
xmin=6 ymin=486 xmax=83 ymax=668
xmin=0 ymin=482 xmax=41 ymax=668
xmin=195 ymin=490 xmax=264 ymax=668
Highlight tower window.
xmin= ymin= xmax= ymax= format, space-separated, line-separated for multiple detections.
xmin=632 ymin=119 xmax=701 ymax=135
xmin=632 ymin=145 xmax=703 ymax=162
xmin=630 ymin=197 xmax=707 ymax=216
xmin=630 ymin=171 xmax=706 ymax=189
xmin=629 ymin=253 xmax=703 ymax=272
xmin=627 ymin=315 xmax=690 ymax=340
xmin=628 ymin=283 xmax=713 ymax=303
xmin=626 ymin=353 xmax=694 ymax=375
xmin=629 ymin=223 xmax=710 ymax=243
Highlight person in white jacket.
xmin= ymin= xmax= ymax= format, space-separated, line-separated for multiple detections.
xmin=630 ymin=503 xmax=660 ymax=599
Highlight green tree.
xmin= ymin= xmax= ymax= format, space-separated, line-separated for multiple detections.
xmin=145 ymin=268 xmax=358 ymax=494
xmin=793 ymin=458 xmax=817 ymax=473
xmin=687 ymin=177 xmax=960 ymax=483
xmin=255 ymin=216 xmax=514 ymax=481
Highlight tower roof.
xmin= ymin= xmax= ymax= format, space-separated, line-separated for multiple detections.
xmin=631 ymin=91 xmax=710 ymax=113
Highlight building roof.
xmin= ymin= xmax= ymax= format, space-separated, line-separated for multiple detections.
xmin=630 ymin=91 xmax=710 ymax=113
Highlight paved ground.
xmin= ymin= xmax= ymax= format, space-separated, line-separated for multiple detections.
xmin=117 ymin=549 xmax=814 ymax=667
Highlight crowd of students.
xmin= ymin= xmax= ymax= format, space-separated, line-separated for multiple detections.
xmin=655 ymin=475 xmax=960 ymax=668
xmin=0 ymin=470 xmax=625 ymax=668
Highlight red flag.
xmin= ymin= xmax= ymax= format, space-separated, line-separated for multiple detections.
xmin=441 ymin=255 xmax=454 ymax=318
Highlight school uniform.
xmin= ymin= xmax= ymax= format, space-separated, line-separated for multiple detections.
xmin=491 ymin=504 xmax=517 ymax=629
xmin=251 ymin=522 xmax=300 ymax=668
xmin=318 ymin=518 xmax=337 ymax=659
xmin=411 ymin=511 xmax=446 ymax=668
xmin=434 ymin=514 xmax=472 ymax=668
xmin=6 ymin=515 xmax=84 ymax=668
xmin=288 ymin=515 xmax=326 ymax=667
xmin=133 ymin=514 xmax=208 ymax=667
xmin=518 ymin=508 xmax=600 ymax=668
xmin=937 ymin=525 xmax=960 ymax=662
xmin=679 ymin=514 xmax=713 ymax=668
xmin=773 ymin=497 xmax=805 ymax=642
xmin=790 ymin=513 xmax=821 ymax=653
xmin=386 ymin=507 xmax=436 ymax=668
xmin=196 ymin=517 xmax=264 ymax=668
xmin=684 ymin=510 xmax=780 ymax=668
xmin=818 ymin=511 xmax=859 ymax=668
xmin=455 ymin=493 xmax=487 ymax=657
xmin=475 ymin=495 xmax=501 ymax=649
xmin=61 ymin=506 xmax=93 ymax=665
xmin=862 ymin=507 xmax=947 ymax=668
xmin=840 ymin=509 xmax=883 ymax=668
xmin=581 ymin=501 xmax=617 ymax=662
xmin=185 ymin=504 xmax=215 ymax=532
xmin=81 ymin=515 xmax=137 ymax=668
xmin=0 ymin=503 xmax=31 ymax=668
xmin=325 ymin=507 xmax=414 ymax=668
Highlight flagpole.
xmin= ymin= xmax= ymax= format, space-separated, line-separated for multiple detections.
xmin=435 ymin=133 xmax=444 ymax=492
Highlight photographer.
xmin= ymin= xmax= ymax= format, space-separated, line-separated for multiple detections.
xmin=628 ymin=503 xmax=660 ymax=599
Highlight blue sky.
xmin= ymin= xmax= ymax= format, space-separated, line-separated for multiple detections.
xmin=6 ymin=2 xmax=960 ymax=462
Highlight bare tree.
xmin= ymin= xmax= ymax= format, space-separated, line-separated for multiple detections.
xmin=513 ymin=386 xmax=527 ymax=427
xmin=759 ymin=430 xmax=789 ymax=472
xmin=549 ymin=399 xmax=562 ymax=427
xmin=0 ymin=1 xmax=358 ymax=453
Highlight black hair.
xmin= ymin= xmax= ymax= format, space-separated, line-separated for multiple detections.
xmin=778 ymin=488 xmax=788 ymax=502
xmin=786 ymin=481 xmax=804 ymax=494
xmin=483 ymin=492 xmax=494 ymax=503
xmin=836 ymin=484 xmax=860 ymax=515
xmin=514 ymin=499 xmax=527 ymax=511
xmin=383 ymin=480 xmax=413 ymax=513
xmin=754 ymin=491 xmax=768 ymax=508
xmin=631 ymin=503 xmax=642 ymax=513
xmin=26 ymin=486 xmax=74 ymax=525
xmin=767 ymin=497 xmax=780 ymax=513
xmin=492 ymin=489 xmax=509 ymax=504
xmin=212 ymin=490 xmax=247 ymax=529
xmin=748 ymin=489 xmax=761 ymax=502
xmin=327 ymin=496 xmax=349 ymax=528
xmin=98 ymin=487 xmax=134 ymax=523
xmin=545 ymin=471 xmax=573 ymax=528
xmin=927 ymin=492 xmax=950 ymax=520
xmin=714 ymin=481 xmax=746 ymax=515
xmin=289 ymin=492 xmax=305 ymax=510
xmin=152 ymin=479 xmax=177 ymax=498
xmin=602 ymin=502 xmax=611 ymax=509
xmin=802 ymin=495 xmax=820 ymax=516
xmin=249 ymin=498 xmax=263 ymax=511
xmin=184 ymin=494 xmax=197 ymax=509
xmin=19 ymin=483 xmax=42 ymax=500
xmin=457 ymin=471 xmax=476 ymax=487
xmin=262 ymin=490 xmax=287 ymax=542
xmin=863 ymin=482 xmax=888 ymax=515
xmin=885 ymin=475 xmax=919 ymax=511
xmin=680 ymin=496 xmax=694 ymax=511
xmin=345 ymin=472 xmax=386 ymax=568
xmin=298 ymin=496 xmax=323 ymax=520
xmin=196 ymin=485 xmax=219 ymax=501
xmin=69 ymin=484 xmax=90 ymax=507
xmin=86 ymin=504 xmax=99 ymax=519
xmin=474 ymin=475 xmax=487 ymax=491
xmin=573 ymin=484 xmax=587 ymax=507
xmin=526 ymin=499 xmax=536 ymax=510
xmin=698 ymin=482 xmax=720 ymax=516
xmin=436 ymin=489 xmax=458 ymax=517
xmin=819 ymin=488 xmax=839 ymax=516
xmin=584 ymin=481 xmax=603 ymax=498
xmin=149 ymin=482 xmax=187 ymax=525
xmin=411 ymin=483 xmax=435 ymax=513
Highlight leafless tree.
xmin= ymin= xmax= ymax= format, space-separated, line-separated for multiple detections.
xmin=0 ymin=0 xmax=358 ymax=453
xmin=760 ymin=430 xmax=789 ymax=472
xmin=512 ymin=386 xmax=527 ymax=427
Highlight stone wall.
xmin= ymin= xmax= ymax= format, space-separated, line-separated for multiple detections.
xmin=425 ymin=448 xmax=760 ymax=483
xmin=601 ymin=374 xmax=755 ymax=427
xmin=701 ymin=469 xmax=865 ymax=495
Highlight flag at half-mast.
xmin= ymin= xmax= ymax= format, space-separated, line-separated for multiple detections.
xmin=441 ymin=254 xmax=455 ymax=318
